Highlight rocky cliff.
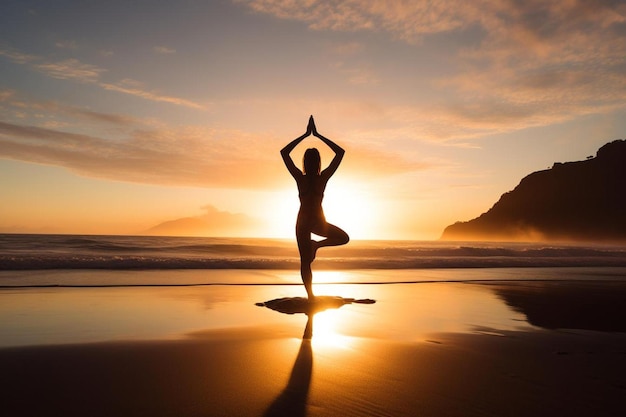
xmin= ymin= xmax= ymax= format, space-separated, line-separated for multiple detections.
xmin=441 ymin=140 xmax=626 ymax=242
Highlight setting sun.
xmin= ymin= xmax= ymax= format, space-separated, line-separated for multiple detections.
xmin=320 ymin=179 xmax=381 ymax=240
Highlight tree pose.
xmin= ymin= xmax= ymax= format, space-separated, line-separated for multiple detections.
xmin=280 ymin=116 xmax=349 ymax=299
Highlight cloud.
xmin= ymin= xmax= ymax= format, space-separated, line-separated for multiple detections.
xmin=0 ymin=90 xmax=137 ymax=127
xmin=238 ymin=0 xmax=626 ymax=139
xmin=0 ymin=89 xmax=15 ymax=101
xmin=238 ymin=0 xmax=476 ymax=41
xmin=331 ymin=61 xmax=379 ymax=85
xmin=326 ymin=41 xmax=379 ymax=85
xmin=0 ymin=49 xmax=37 ymax=64
xmin=0 ymin=112 xmax=426 ymax=190
xmin=54 ymin=40 xmax=78 ymax=50
xmin=369 ymin=98 xmax=621 ymax=145
xmin=69 ymin=108 xmax=136 ymax=125
xmin=0 ymin=47 xmax=206 ymax=110
xmin=239 ymin=0 xmax=626 ymax=48
xmin=343 ymin=145 xmax=433 ymax=177
xmin=331 ymin=41 xmax=364 ymax=56
xmin=0 ymin=48 xmax=105 ymax=83
xmin=34 ymin=58 xmax=106 ymax=83
xmin=99 ymin=81 xmax=206 ymax=110
xmin=1 ymin=91 xmax=428 ymax=188
xmin=0 ymin=119 xmax=275 ymax=188
xmin=153 ymin=46 xmax=176 ymax=54
xmin=346 ymin=69 xmax=378 ymax=85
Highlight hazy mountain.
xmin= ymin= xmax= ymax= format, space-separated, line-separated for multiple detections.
xmin=441 ymin=140 xmax=626 ymax=242
xmin=145 ymin=205 xmax=262 ymax=237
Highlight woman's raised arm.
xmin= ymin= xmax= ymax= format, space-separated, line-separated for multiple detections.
xmin=280 ymin=117 xmax=313 ymax=179
xmin=313 ymin=122 xmax=344 ymax=180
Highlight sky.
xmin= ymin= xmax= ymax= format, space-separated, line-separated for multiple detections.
xmin=1 ymin=0 xmax=625 ymax=240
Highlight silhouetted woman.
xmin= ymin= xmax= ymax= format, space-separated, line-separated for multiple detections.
xmin=281 ymin=116 xmax=349 ymax=299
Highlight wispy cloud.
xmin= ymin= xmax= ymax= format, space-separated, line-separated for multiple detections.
xmin=0 ymin=89 xmax=15 ymax=101
xmin=0 ymin=93 xmax=426 ymax=189
xmin=153 ymin=45 xmax=176 ymax=54
xmin=0 ymin=119 xmax=271 ymax=188
xmin=331 ymin=41 xmax=364 ymax=56
xmin=54 ymin=40 xmax=78 ymax=50
xmin=331 ymin=61 xmax=379 ymax=85
xmin=0 ymin=90 xmax=137 ymax=126
xmin=0 ymin=49 xmax=37 ymax=64
xmin=238 ymin=0 xmax=476 ymax=41
xmin=239 ymin=0 xmax=626 ymax=139
xmin=71 ymin=109 xmax=136 ymax=126
xmin=99 ymin=81 xmax=206 ymax=110
xmin=0 ymin=47 xmax=206 ymax=110
xmin=34 ymin=59 xmax=105 ymax=82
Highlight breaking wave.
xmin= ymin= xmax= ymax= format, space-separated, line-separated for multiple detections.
xmin=1 ymin=234 xmax=626 ymax=270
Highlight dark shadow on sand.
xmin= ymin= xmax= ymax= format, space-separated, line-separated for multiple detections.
xmin=259 ymin=296 xmax=375 ymax=416
xmin=262 ymin=326 xmax=312 ymax=417
xmin=491 ymin=281 xmax=626 ymax=332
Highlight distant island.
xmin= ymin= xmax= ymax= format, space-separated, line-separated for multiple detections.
xmin=144 ymin=205 xmax=262 ymax=237
xmin=441 ymin=139 xmax=626 ymax=242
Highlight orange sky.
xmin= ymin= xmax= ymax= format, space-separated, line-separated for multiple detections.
xmin=1 ymin=1 xmax=625 ymax=239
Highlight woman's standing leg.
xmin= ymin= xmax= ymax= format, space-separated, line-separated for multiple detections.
xmin=296 ymin=228 xmax=314 ymax=299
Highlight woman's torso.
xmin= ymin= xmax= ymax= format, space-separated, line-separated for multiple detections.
xmin=297 ymin=175 xmax=326 ymax=225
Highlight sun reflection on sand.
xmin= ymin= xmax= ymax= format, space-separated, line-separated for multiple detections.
xmin=255 ymin=293 xmax=375 ymax=352
xmin=309 ymin=310 xmax=355 ymax=350
xmin=2 ymin=273 xmax=541 ymax=348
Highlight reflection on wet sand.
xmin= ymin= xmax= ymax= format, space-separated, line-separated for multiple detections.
xmin=491 ymin=281 xmax=626 ymax=332
xmin=256 ymin=296 xmax=375 ymax=338
xmin=258 ymin=296 xmax=376 ymax=416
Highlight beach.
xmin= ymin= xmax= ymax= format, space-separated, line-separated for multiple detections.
xmin=2 ymin=269 xmax=626 ymax=417
xmin=2 ymin=1 xmax=626 ymax=415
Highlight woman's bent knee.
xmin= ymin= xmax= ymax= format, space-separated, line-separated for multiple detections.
xmin=335 ymin=229 xmax=349 ymax=245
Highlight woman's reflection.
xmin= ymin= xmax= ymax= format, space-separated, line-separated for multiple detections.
xmin=263 ymin=317 xmax=313 ymax=417
xmin=259 ymin=296 xmax=375 ymax=416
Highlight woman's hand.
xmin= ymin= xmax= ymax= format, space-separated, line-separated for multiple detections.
xmin=307 ymin=115 xmax=317 ymax=136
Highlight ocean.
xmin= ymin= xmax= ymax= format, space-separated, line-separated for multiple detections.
xmin=2 ymin=233 xmax=626 ymax=287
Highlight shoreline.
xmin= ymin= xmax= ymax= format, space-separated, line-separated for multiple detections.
xmin=3 ymin=265 xmax=626 ymax=287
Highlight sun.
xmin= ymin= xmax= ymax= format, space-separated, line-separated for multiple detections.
xmin=321 ymin=178 xmax=380 ymax=240
xmin=263 ymin=179 xmax=381 ymax=239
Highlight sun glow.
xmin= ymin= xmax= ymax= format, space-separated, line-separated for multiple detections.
xmin=321 ymin=179 xmax=380 ymax=240
xmin=264 ymin=179 xmax=381 ymax=239
xmin=310 ymin=310 xmax=354 ymax=350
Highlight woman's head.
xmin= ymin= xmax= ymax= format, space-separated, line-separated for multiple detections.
xmin=303 ymin=148 xmax=321 ymax=175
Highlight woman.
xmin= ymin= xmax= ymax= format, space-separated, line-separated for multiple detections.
xmin=281 ymin=116 xmax=349 ymax=299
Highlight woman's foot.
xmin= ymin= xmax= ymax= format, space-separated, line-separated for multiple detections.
xmin=310 ymin=240 xmax=319 ymax=262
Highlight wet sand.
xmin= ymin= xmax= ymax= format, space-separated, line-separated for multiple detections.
xmin=2 ymin=275 xmax=626 ymax=416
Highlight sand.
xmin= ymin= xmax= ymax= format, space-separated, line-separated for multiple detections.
xmin=2 ymin=275 xmax=626 ymax=416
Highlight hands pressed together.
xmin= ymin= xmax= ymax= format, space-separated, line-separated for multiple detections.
xmin=306 ymin=115 xmax=318 ymax=137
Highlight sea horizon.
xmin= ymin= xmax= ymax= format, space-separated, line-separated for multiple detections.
xmin=2 ymin=233 xmax=626 ymax=289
